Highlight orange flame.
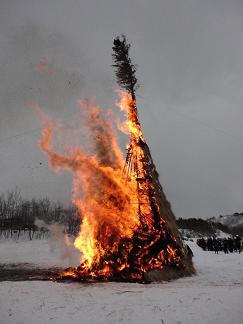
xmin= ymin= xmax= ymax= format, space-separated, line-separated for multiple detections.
xmin=38 ymin=97 xmax=139 ymax=268
xmin=37 ymin=91 xmax=182 ymax=282
xmin=116 ymin=90 xmax=144 ymax=142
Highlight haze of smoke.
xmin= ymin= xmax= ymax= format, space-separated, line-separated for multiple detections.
xmin=35 ymin=219 xmax=80 ymax=265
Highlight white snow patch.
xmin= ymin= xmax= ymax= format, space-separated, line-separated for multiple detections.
xmin=0 ymin=237 xmax=80 ymax=267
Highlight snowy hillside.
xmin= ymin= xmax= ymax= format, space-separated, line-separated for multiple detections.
xmin=0 ymin=238 xmax=243 ymax=324
xmin=211 ymin=213 xmax=243 ymax=228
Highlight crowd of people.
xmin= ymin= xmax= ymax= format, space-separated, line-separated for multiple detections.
xmin=197 ymin=236 xmax=243 ymax=254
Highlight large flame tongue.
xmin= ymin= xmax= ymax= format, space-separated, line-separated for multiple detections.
xmin=38 ymin=91 xmax=182 ymax=283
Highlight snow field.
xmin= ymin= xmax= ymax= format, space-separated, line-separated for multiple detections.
xmin=0 ymin=239 xmax=242 ymax=324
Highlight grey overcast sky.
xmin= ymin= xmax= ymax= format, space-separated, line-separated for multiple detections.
xmin=0 ymin=0 xmax=243 ymax=218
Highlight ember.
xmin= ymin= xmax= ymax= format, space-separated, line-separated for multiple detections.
xmin=37 ymin=36 xmax=194 ymax=283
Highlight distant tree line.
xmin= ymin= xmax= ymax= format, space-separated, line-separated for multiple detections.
xmin=177 ymin=217 xmax=243 ymax=236
xmin=0 ymin=190 xmax=81 ymax=239
xmin=1 ymin=190 xmax=243 ymax=240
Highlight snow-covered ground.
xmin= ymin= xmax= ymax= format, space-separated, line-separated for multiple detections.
xmin=0 ymin=236 xmax=80 ymax=268
xmin=0 ymin=238 xmax=243 ymax=324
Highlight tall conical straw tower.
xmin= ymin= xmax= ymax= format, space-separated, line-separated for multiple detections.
xmin=54 ymin=36 xmax=194 ymax=283
xmin=112 ymin=35 xmax=194 ymax=281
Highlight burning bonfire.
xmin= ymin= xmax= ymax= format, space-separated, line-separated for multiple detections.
xmin=38 ymin=36 xmax=194 ymax=283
